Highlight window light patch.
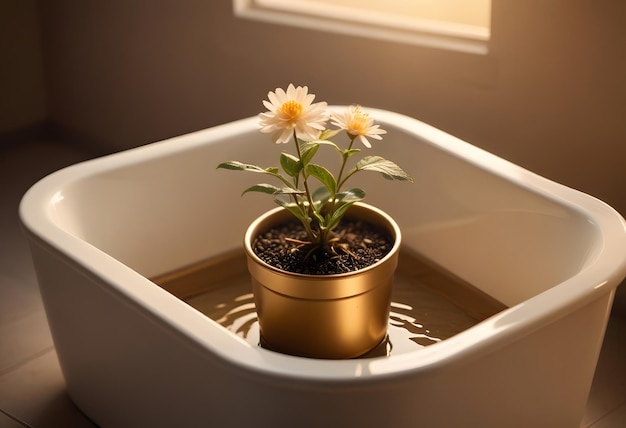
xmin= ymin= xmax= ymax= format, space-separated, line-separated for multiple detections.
xmin=234 ymin=0 xmax=491 ymax=54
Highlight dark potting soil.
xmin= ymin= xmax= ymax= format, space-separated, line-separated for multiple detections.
xmin=252 ymin=218 xmax=393 ymax=275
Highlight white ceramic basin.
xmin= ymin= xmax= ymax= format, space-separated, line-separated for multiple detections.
xmin=20 ymin=108 xmax=626 ymax=427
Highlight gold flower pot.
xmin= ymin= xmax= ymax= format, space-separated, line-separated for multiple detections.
xmin=244 ymin=202 xmax=401 ymax=359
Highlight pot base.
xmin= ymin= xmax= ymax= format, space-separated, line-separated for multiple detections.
xmin=259 ymin=333 xmax=392 ymax=359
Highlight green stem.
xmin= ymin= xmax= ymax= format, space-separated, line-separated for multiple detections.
xmin=335 ymin=136 xmax=355 ymax=190
xmin=294 ymin=132 xmax=315 ymax=208
xmin=327 ymin=135 xmax=356 ymax=217
xmin=293 ymin=130 xmax=318 ymax=242
xmin=337 ymin=167 xmax=358 ymax=190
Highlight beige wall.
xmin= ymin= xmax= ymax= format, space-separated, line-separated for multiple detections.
xmin=39 ymin=1 xmax=626 ymax=214
xmin=0 ymin=0 xmax=47 ymax=134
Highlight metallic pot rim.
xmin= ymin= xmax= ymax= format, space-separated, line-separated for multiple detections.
xmin=244 ymin=202 xmax=401 ymax=299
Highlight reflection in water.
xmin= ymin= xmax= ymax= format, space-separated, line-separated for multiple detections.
xmin=389 ymin=302 xmax=442 ymax=347
xmin=201 ymin=292 xmax=453 ymax=358
xmin=171 ymin=251 xmax=506 ymax=359
xmin=214 ymin=293 xmax=257 ymax=339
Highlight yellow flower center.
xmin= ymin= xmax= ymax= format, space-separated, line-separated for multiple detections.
xmin=349 ymin=107 xmax=369 ymax=135
xmin=279 ymin=100 xmax=303 ymax=123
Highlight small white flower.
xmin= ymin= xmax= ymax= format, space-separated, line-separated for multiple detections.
xmin=330 ymin=105 xmax=386 ymax=148
xmin=259 ymin=84 xmax=328 ymax=144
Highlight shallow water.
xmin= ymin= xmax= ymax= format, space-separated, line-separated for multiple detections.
xmin=153 ymin=249 xmax=506 ymax=358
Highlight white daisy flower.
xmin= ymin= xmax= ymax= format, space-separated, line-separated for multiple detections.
xmin=330 ymin=105 xmax=386 ymax=148
xmin=259 ymin=84 xmax=328 ymax=144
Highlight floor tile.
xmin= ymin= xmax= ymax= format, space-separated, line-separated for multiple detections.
xmin=0 ymin=309 xmax=53 ymax=375
xmin=582 ymin=314 xmax=626 ymax=427
xmin=0 ymin=272 xmax=43 ymax=326
xmin=0 ymin=410 xmax=28 ymax=427
xmin=0 ymin=350 xmax=97 ymax=428
xmin=589 ymin=402 xmax=626 ymax=428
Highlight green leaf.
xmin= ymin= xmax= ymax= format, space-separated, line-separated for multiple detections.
xmin=311 ymin=186 xmax=332 ymax=212
xmin=280 ymin=152 xmax=302 ymax=178
xmin=242 ymin=184 xmax=281 ymax=196
xmin=299 ymin=142 xmax=320 ymax=166
xmin=327 ymin=202 xmax=356 ymax=230
xmin=274 ymin=199 xmax=309 ymax=223
xmin=242 ymin=184 xmax=303 ymax=196
xmin=318 ymin=128 xmax=342 ymax=140
xmin=336 ymin=188 xmax=365 ymax=203
xmin=312 ymin=186 xmax=331 ymax=201
xmin=356 ymin=156 xmax=414 ymax=182
xmin=342 ymin=148 xmax=361 ymax=159
xmin=216 ymin=161 xmax=282 ymax=177
xmin=301 ymin=140 xmax=340 ymax=153
xmin=217 ymin=161 xmax=266 ymax=172
xmin=312 ymin=210 xmax=327 ymax=228
xmin=306 ymin=164 xmax=337 ymax=196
